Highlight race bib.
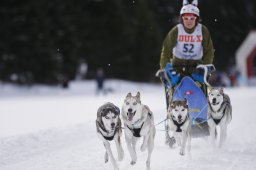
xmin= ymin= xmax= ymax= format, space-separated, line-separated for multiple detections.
xmin=173 ymin=24 xmax=203 ymax=60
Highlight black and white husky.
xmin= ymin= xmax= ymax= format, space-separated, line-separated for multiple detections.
xmin=208 ymin=88 xmax=232 ymax=148
xmin=121 ymin=92 xmax=155 ymax=170
xmin=167 ymin=100 xmax=191 ymax=156
xmin=96 ymin=102 xmax=124 ymax=170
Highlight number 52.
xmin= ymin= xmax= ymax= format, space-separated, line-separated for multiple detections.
xmin=183 ymin=44 xmax=194 ymax=53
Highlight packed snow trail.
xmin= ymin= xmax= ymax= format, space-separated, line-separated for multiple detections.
xmin=0 ymin=80 xmax=256 ymax=170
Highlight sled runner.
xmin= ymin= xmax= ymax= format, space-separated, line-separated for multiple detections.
xmin=157 ymin=63 xmax=215 ymax=137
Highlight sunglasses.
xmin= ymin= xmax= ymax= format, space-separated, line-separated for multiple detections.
xmin=182 ymin=16 xmax=197 ymax=21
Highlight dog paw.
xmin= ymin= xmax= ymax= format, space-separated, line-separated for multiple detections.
xmin=179 ymin=150 xmax=185 ymax=156
xmin=130 ymin=160 xmax=136 ymax=165
xmin=104 ymin=153 xmax=109 ymax=163
xmin=168 ymin=136 xmax=176 ymax=148
xmin=146 ymin=160 xmax=151 ymax=170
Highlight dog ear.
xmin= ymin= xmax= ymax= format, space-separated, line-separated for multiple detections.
xmin=136 ymin=91 xmax=140 ymax=98
xmin=170 ymin=102 xmax=174 ymax=109
xmin=136 ymin=92 xmax=142 ymax=104
xmin=126 ymin=92 xmax=132 ymax=99
xmin=96 ymin=108 xmax=103 ymax=122
xmin=101 ymin=108 xmax=106 ymax=116
xmin=97 ymin=105 xmax=104 ymax=117
xmin=220 ymin=87 xmax=224 ymax=94
xmin=114 ymin=106 xmax=120 ymax=115
xmin=184 ymin=98 xmax=189 ymax=108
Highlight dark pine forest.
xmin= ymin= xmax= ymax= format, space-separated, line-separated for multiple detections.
xmin=0 ymin=0 xmax=256 ymax=84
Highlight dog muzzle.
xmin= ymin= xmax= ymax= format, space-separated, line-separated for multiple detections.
xmin=212 ymin=101 xmax=220 ymax=106
xmin=177 ymin=119 xmax=183 ymax=124
xmin=111 ymin=123 xmax=115 ymax=130
xmin=127 ymin=111 xmax=136 ymax=121
xmin=212 ymin=98 xmax=220 ymax=105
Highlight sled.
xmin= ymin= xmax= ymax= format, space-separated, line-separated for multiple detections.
xmin=157 ymin=63 xmax=215 ymax=137
xmin=172 ymin=76 xmax=209 ymax=137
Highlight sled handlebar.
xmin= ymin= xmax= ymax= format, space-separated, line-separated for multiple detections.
xmin=196 ymin=64 xmax=216 ymax=86
xmin=156 ymin=64 xmax=216 ymax=86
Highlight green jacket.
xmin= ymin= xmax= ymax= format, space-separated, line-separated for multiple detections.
xmin=159 ymin=24 xmax=214 ymax=74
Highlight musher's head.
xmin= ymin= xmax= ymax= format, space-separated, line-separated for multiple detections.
xmin=180 ymin=4 xmax=200 ymax=29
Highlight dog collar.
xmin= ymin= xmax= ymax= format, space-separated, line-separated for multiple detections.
xmin=102 ymin=133 xmax=115 ymax=141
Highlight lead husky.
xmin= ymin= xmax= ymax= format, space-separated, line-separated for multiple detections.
xmin=208 ymin=88 xmax=232 ymax=148
xmin=121 ymin=92 xmax=155 ymax=170
xmin=167 ymin=100 xmax=191 ymax=156
xmin=96 ymin=102 xmax=124 ymax=170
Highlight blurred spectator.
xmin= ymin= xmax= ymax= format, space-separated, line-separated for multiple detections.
xmin=209 ymin=71 xmax=231 ymax=87
xmin=95 ymin=68 xmax=106 ymax=95
xmin=220 ymin=72 xmax=231 ymax=87
xmin=61 ymin=75 xmax=69 ymax=89
xmin=236 ymin=70 xmax=247 ymax=86
xmin=228 ymin=66 xmax=239 ymax=87
xmin=209 ymin=71 xmax=221 ymax=87
xmin=76 ymin=60 xmax=88 ymax=80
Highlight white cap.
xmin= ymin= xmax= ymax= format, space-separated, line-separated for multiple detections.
xmin=180 ymin=4 xmax=200 ymax=17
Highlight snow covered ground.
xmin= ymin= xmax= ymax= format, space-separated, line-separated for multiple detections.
xmin=0 ymin=80 xmax=256 ymax=170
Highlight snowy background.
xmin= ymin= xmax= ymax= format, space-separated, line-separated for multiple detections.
xmin=0 ymin=80 xmax=256 ymax=170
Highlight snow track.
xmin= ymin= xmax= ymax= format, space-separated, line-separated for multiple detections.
xmin=0 ymin=81 xmax=256 ymax=170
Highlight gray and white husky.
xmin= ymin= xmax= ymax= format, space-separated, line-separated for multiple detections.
xmin=167 ymin=100 xmax=191 ymax=156
xmin=121 ymin=92 xmax=155 ymax=170
xmin=96 ymin=102 xmax=124 ymax=170
xmin=208 ymin=88 xmax=232 ymax=148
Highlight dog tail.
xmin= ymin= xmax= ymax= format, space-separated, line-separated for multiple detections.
xmin=224 ymin=94 xmax=232 ymax=123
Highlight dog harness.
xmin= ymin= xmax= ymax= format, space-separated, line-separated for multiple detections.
xmin=127 ymin=122 xmax=144 ymax=137
xmin=210 ymin=108 xmax=226 ymax=125
xmin=126 ymin=111 xmax=153 ymax=137
xmin=208 ymin=100 xmax=230 ymax=125
xmin=171 ymin=116 xmax=188 ymax=132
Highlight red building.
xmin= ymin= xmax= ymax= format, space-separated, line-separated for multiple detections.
xmin=236 ymin=31 xmax=256 ymax=84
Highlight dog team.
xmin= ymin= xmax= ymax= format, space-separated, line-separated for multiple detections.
xmin=96 ymin=88 xmax=232 ymax=170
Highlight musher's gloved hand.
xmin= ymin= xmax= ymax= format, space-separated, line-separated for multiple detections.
xmin=155 ymin=69 xmax=165 ymax=78
xmin=196 ymin=64 xmax=216 ymax=75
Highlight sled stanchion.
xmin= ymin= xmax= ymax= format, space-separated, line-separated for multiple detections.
xmin=191 ymin=103 xmax=208 ymax=125
xmin=164 ymin=86 xmax=169 ymax=111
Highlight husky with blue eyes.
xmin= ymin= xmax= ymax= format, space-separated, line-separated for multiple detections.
xmin=121 ymin=92 xmax=155 ymax=170
xmin=96 ymin=102 xmax=124 ymax=170
xmin=208 ymin=88 xmax=232 ymax=148
xmin=167 ymin=100 xmax=191 ymax=157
